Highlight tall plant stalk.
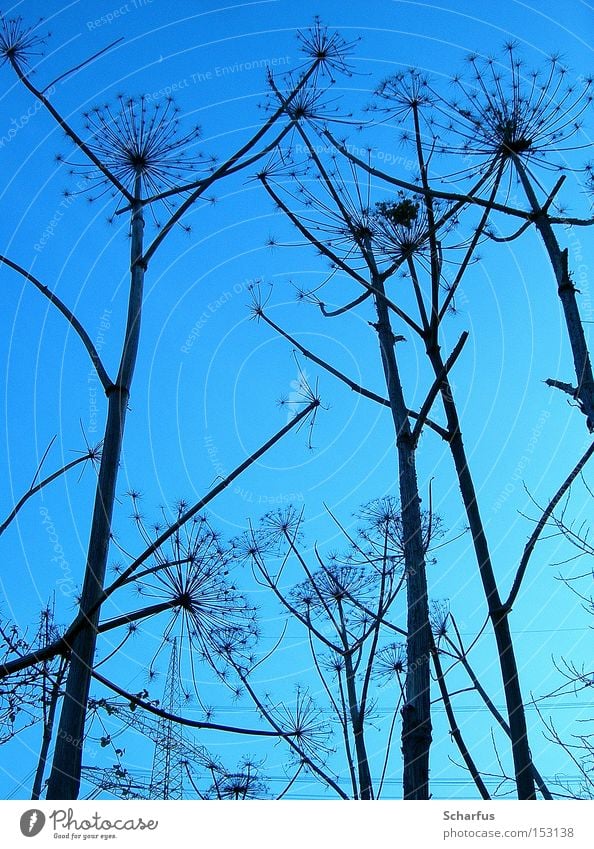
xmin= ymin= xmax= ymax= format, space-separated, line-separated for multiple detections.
xmin=512 ymin=157 xmax=594 ymax=429
xmin=372 ymin=276 xmax=432 ymax=799
xmin=257 ymin=149 xmax=434 ymax=795
xmin=46 ymin=175 xmax=145 ymax=798
xmin=31 ymin=658 xmax=67 ymax=800
xmin=425 ymin=342 xmax=536 ymax=798
xmin=255 ymin=75 xmax=550 ymax=792
xmin=230 ymin=498 xmax=416 ymax=799
xmin=0 ymin=14 xmax=347 ymax=798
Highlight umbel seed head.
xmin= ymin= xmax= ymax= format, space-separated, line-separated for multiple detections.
xmin=0 ymin=15 xmax=48 ymax=69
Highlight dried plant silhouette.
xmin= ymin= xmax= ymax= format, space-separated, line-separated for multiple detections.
xmin=226 ymin=498 xmax=440 ymax=799
xmin=433 ymin=47 xmax=594 ymax=431
xmin=1 ymin=17 xmax=593 ymax=802
xmin=247 ymin=48 xmax=594 ymax=799
xmin=0 ymin=15 xmax=332 ymax=799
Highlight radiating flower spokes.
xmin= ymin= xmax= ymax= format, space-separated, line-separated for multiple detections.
xmin=260 ymin=146 xmax=387 ymax=273
xmin=357 ymin=496 xmax=444 ymax=568
xmin=373 ymin=642 xmax=408 ymax=683
xmin=320 ymin=650 xmax=346 ymax=678
xmin=432 ymin=46 xmax=593 ymax=176
xmin=261 ymin=139 xmax=468 ymax=283
xmin=373 ymin=195 xmax=435 ymax=264
xmin=430 ymin=599 xmax=450 ymax=642
xmin=208 ymin=757 xmax=269 ymax=799
xmin=375 ymin=68 xmax=435 ymax=120
xmin=259 ymin=505 xmax=304 ymax=549
xmin=58 ymin=95 xmax=207 ymax=220
xmin=0 ymin=15 xmax=48 ymax=70
xmin=113 ymin=504 xmax=258 ymax=704
xmin=267 ymin=71 xmax=354 ymax=126
xmin=295 ymin=17 xmax=360 ymax=81
xmin=290 ymin=563 xmax=372 ymax=618
xmin=265 ymin=686 xmax=334 ymax=762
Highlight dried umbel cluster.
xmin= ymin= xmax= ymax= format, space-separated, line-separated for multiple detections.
xmin=374 ymin=642 xmax=407 ymax=683
xmin=0 ymin=15 xmax=48 ymax=70
xmin=81 ymin=96 xmax=203 ymax=194
xmin=0 ymin=608 xmax=64 ymax=745
xmin=55 ymin=95 xmax=208 ymax=223
xmin=247 ymin=38 xmax=594 ymax=802
xmin=3 ymin=6 xmax=594 ymax=802
xmin=118 ymin=501 xmax=259 ymax=696
xmin=432 ymin=46 xmax=594 ymax=176
xmin=206 ymin=758 xmax=268 ymax=800
xmin=295 ymin=15 xmax=360 ymax=80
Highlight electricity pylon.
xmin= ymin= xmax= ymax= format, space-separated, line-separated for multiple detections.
xmin=82 ymin=639 xmax=209 ymax=799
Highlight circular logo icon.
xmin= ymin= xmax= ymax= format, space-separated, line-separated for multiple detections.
xmin=19 ymin=810 xmax=46 ymax=837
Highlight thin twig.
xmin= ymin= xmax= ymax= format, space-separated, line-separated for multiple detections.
xmin=91 ymin=670 xmax=295 ymax=738
xmin=0 ymin=452 xmax=96 ymax=536
xmin=42 ymin=38 xmax=125 ymax=93
xmin=255 ymin=307 xmax=449 ymax=439
xmin=411 ymin=332 xmax=469 ymax=444
xmin=0 ymin=255 xmax=112 ymax=391
xmin=505 ymin=440 xmax=594 ymax=611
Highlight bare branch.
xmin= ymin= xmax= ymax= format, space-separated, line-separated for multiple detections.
xmin=545 ymin=378 xmax=578 ymax=399
xmin=0 ymin=398 xmax=320 ymax=680
xmin=505 ymin=441 xmax=594 ymax=612
xmin=42 ymin=38 xmax=124 ymax=93
xmin=411 ymin=332 xmax=469 ymax=444
xmin=142 ymin=59 xmax=324 ymax=264
xmin=0 ymin=449 xmax=99 ymax=537
xmin=322 ymin=127 xmax=534 ymax=220
xmin=91 ymin=670 xmax=293 ymax=738
xmin=0 ymin=255 xmax=112 ymax=391
xmin=260 ymin=177 xmax=424 ymax=334
xmin=8 ymin=61 xmax=133 ymax=202
xmin=431 ymin=639 xmax=491 ymax=800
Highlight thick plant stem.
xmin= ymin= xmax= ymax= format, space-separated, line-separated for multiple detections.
xmin=45 ymin=387 xmax=128 ymax=800
xmin=373 ymin=277 xmax=432 ymax=800
xmin=513 ymin=157 xmax=594 ymax=430
xmin=46 ymin=177 xmax=145 ymax=800
xmin=0 ymin=401 xmax=320 ymax=682
xmin=31 ymin=661 xmax=66 ymax=800
xmin=426 ymin=342 xmax=536 ymax=799
xmin=343 ymin=649 xmax=373 ymax=799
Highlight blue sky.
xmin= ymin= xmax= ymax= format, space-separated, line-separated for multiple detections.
xmin=1 ymin=0 xmax=593 ymax=800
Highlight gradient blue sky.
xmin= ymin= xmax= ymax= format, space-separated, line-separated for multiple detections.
xmin=1 ymin=0 xmax=593 ymax=800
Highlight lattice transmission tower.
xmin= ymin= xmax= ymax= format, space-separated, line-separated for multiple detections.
xmin=147 ymin=637 xmax=184 ymax=799
xmin=82 ymin=638 xmax=209 ymax=800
